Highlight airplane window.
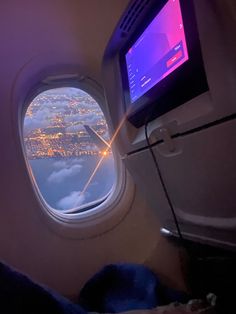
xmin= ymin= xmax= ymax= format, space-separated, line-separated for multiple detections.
xmin=23 ymin=87 xmax=116 ymax=212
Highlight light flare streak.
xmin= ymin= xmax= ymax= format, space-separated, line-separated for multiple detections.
xmin=81 ymin=109 xmax=130 ymax=196
xmin=81 ymin=155 xmax=105 ymax=195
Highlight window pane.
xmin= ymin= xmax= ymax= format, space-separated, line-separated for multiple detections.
xmin=23 ymin=87 xmax=116 ymax=212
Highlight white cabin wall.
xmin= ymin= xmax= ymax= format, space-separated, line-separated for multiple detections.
xmin=0 ymin=65 xmax=185 ymax=297
xmin=0 ymin=0 xmax=185 ymax=299
xmin=0 ymin=0 xmax=130 ymax=82
xmin=0 ymin=149 xmax=184 ymax=298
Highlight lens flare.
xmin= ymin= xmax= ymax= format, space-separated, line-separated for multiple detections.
xmin=81 ymin=109 xmax=131 ymax=197
xmin=81 ymin=156 xmax=105 ymax=195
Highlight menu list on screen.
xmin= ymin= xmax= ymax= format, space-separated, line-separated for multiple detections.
xmin=125 ymin=0 xmax=189 ymax=103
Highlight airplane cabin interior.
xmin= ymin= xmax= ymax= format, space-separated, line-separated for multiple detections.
xmin=0 ymin=0 xmax=236 ymax=313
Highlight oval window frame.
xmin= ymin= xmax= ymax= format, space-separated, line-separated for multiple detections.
xmin=14 ymin=70 xmax=135 ymax=239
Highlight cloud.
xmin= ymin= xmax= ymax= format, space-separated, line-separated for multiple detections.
xmin=65 ymin=111 xmax=103 ymax=125
xmin=85 ymin=144 xmax=97 ymax=151
xmin=57 ymin=191 xmax=87 ymax=210
xmin=53 ymin=158 xmax=84 ymax=169
xmin=70 ymin=158 xmax=84 ymax=165
xmin=50 ymin=105 xmax=67 ymax=112
xmin=44 ymin=87 xmax=88 ymax=98
xmin=24 ymin=86 xmax=104 ymax=136
xmin=47 ymin=164 xmax=82 ymax=183
xmin=82 ymin=113 xmax=103 ymax=125
xmin=103 ymin=131 xmax=110 ymax=141
xmin=24 ymin=108 xmax=51 ymax=132
xmin=52 ymin=160 xmax=68 ymax=169
xmin=66 ymin=124 xmax=84 ymax=133
xmin=24 ymin=106 xmax=63 ymax=134
xmin=65 ymin=114 xmax=82 ymax=123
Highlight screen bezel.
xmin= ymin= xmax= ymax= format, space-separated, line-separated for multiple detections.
xmin=120 ymin=0 xmax=209 ymax=127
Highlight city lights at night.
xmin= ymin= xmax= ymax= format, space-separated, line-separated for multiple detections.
xmin=23 ymin=87 xmax=115 ymax=211
xmin=24 ymin=88 xmax=110 ymax=159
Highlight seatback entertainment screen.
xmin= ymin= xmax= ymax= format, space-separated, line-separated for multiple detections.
xmin=125 ymin=0 xmax=189 ymax=103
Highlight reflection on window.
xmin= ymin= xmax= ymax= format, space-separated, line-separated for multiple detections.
xmin=23 ymin=87 xmax=116 ymax=212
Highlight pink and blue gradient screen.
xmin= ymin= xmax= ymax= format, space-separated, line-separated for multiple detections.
xmin=125 ymin=0 xmax=189 ymax=103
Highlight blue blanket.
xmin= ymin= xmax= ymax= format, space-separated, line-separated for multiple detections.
xmin=78 ymin=264 xmax=188 ymax=313
xmin=0 ymin=262 xmax=85 ymax=314
xmin=0 ymin=262 xmax=188 ymax=314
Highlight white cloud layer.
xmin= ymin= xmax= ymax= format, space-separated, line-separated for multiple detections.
xmin=57 ymin=190 xmax=86 ymax=210
xmin=47 ymin=164 xmax=82 ymax=183
xmin=53 ymin=158 xmax=84 ymax=169
xmin=24 ymin=107 xmax=52 ymax=132
xmin=24 ymin=87 xmax=104 ymax=136
xmin=66 ymin=124 xmax=84 ymax=133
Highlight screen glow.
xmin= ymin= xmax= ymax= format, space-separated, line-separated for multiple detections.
xmin=125 ymin=0 xmax=189 ymax=103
